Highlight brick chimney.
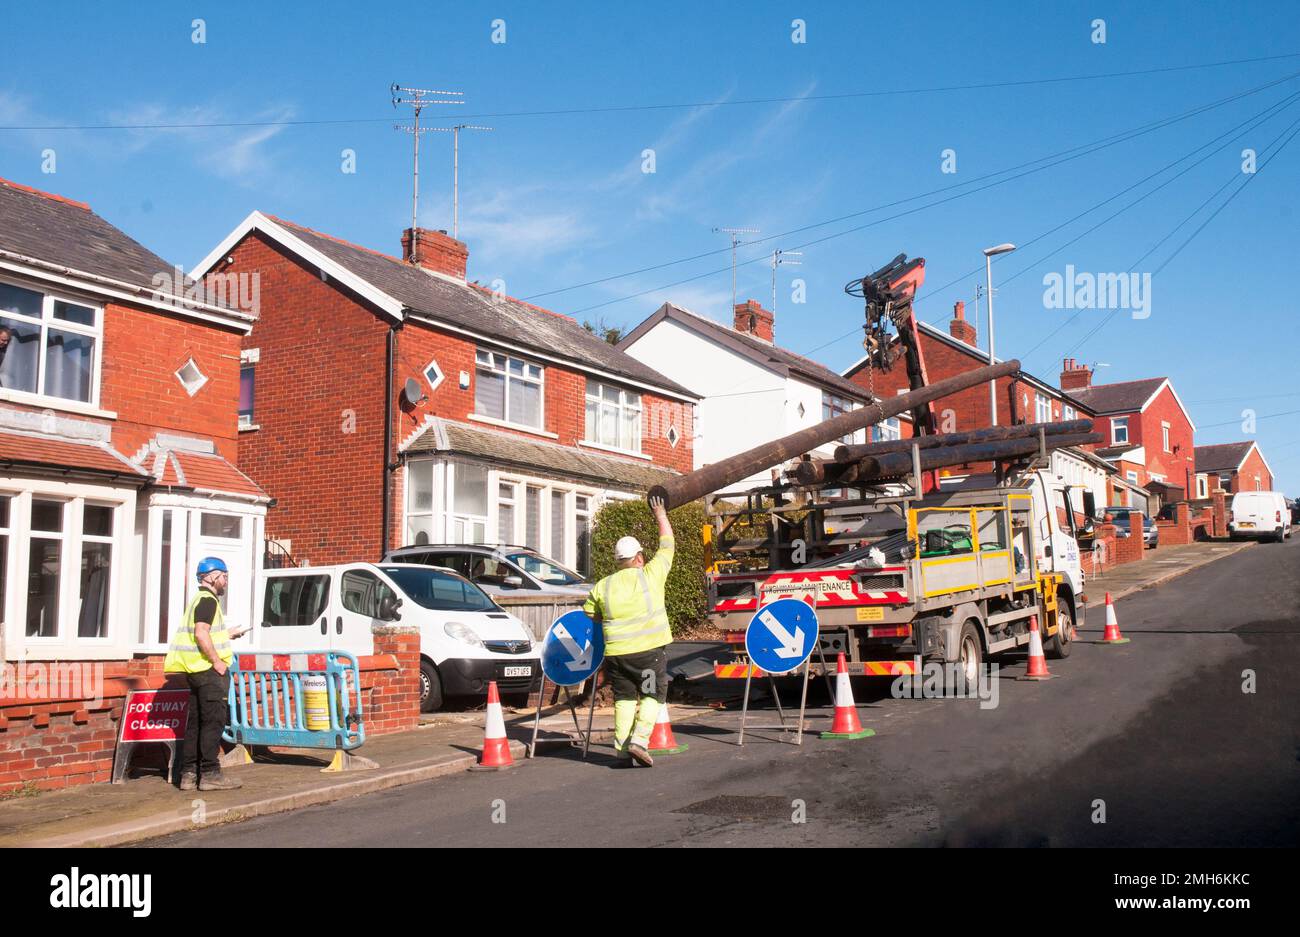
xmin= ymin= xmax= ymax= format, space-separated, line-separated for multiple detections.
xmin=1059 ymin=357 xmax=1093 ymax=391
xmin=949 ymin=300 xmax=977 ymax=346
xmin=401 ymin=227 xmax=468 ymax=280
xmin=733 ymin=299 xmax=775 ymax=343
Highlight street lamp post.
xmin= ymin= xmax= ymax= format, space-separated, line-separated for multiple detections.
xmin=982 ymin=243 xmax=1016 ymax=426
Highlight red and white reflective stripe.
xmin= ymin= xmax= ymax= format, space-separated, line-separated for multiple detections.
xmin=237 ymin=652 xmax=328 ymax=672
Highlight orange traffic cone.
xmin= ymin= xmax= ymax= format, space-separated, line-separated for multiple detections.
xmin=1101 ymin=592 xmax=1130 ymax=644
xmin=648 ymin=703 xmax=688 ymax=755
xmin=820 ymin=653 xmax=875 ymax=740
xmin=471 ymin=681 xmax=515 ymax=771
xmin=1020 ymin=615 xmax=1053 ymax=681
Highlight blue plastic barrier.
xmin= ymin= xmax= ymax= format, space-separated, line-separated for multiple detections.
xmin=223 ymin=650 xmax=365 ymax=751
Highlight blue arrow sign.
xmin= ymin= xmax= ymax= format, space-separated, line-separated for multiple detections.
xmin=541 ymin=610 xmax=605 ymax=687
xmin=745 ymin=598 xmax=819 ymax=675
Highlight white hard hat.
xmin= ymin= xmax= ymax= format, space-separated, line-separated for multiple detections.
xmin=614 ymin=536 xmax=643 ymax=561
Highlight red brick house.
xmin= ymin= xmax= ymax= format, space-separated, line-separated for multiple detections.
xmin=840 ymin=302 xmax=1112 ymax=509
xmin=844 ymin=302 xmax=1096 ymax=437
xmin=193 ymin=213 xmax=697 ymax=574
xmin=0 ymin=177 xmax=267 ymax=793
xmin=1064 ymin=367 xmax=1197 ymax=501
xmin=1194 ymin=441 xmax=1274 ymax=496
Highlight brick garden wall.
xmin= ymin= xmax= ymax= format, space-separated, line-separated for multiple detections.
xmin=0 ymin=633 xmax=422 ymax=795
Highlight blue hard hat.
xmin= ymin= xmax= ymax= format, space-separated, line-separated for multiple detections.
xmin=196 ymin=556 xmax=228 ymax=578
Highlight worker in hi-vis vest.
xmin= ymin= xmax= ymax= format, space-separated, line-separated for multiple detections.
xmin=583 ymin=494 xmax=674 ymax=766
xmin=164 ymin=557 xmax=249 ymax=791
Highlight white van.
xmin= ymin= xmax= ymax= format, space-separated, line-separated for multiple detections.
xmin=256 ymin=562 xmax=540 ymax=712
xmin=1228 ymin=491 xmax=1290 ymax=542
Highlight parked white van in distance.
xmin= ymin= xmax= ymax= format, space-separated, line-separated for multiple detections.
xmin=1228 ymin=491 xmax=1291 ymax=542
xmin=256 ymin=562 xmax=540 ymax=712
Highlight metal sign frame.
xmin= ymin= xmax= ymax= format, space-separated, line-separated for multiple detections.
xmin=737 ymin=600 xmax=824 ymax=746
xmin=111 ymin=688 xmax=192 ymax=785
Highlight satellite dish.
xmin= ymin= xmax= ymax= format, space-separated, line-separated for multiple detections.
xmin=402 ymin=378 xmax=425 ymax=408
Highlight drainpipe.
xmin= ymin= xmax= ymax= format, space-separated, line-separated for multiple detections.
xmin=382 ymin=320 xmax=401 ymax=557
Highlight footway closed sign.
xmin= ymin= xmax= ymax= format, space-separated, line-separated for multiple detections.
xmin=119 ymin=689 xmax=190 ymax=741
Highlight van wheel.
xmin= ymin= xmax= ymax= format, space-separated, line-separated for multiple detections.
xmin=419 ymin=660 xmax=444 ymax=713
xmin=1047 ymin=602 xmax=1073 ymax=659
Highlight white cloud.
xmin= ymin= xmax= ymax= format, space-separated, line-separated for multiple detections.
xmin=100 ymin=101 xmax=294 ymax=183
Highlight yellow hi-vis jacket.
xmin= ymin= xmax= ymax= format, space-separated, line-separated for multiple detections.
xmin=584 ymin=535 xmax=675 ymax=656
xmin=164 ymin=587 xmax=233 ymax=674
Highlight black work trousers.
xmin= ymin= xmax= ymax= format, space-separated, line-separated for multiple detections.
xmin=181 ymin=668 xmax=230 ymax=776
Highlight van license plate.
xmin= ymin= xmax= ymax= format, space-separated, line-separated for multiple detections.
xmin=504 ymin=666 xmax=531 ymax=677
xmin=1239 ymin=522 xmax=1254 ymax=528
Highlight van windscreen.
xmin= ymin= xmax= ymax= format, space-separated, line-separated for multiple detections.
xmin=381 ymin=566 xmax=497 ymax=612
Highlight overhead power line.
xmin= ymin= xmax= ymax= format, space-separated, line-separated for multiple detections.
xmin=524 ymin=68 xmax=1300 ymax=302
xmin=790 ymin=81 xmax=1300 ymax=364
xmin=4 ymin=52 xmax=1299 ymax=132
xmin=1065 ymin=113 xmax=1300 ymax=356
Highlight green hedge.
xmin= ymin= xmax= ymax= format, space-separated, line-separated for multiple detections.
xmin=590 ymin=499 xmax=708 ymax=634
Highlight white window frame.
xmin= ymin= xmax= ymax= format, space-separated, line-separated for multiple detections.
xmin=1035 ymin=393 xmax=1052 ymax=424
xmin=0 ymin=484 xmax=137 ymax=660
xmin=423 ymin=358 xmax=444 ymax=393
xmin=1126 ymin=470 xmax=1138 ymax=483
xmin=1196 ymin=476 xmax=1208 ymax=499
xmin=871 ymin=417 xmax=901 ymax=442
xmin=136 ymin=495 xmax=265 ymax=654
xmin=0 ymin=277 xmax=104 ymax=409
xmin=473 ymin=348 xmax=544 ymax=431
xmin=403 ymin=458 xmax=608 ymax=567
xmin=823 ymin=391 xmax=861 ymax=445
xmin=584 ymin=379 xmax=642 ymax=454
xmin=1161 ymin=421 xmax=1171 ymax=453
xmin=1112 ymin=417 xmax=1130 ymax=445
xmin=175 ymin=357 xmax=209 ymax=397
xmin=448 ymin=461 xmax=489 ymax=544
xmin=238 ymin=363 xmax=255 ymax=428
xmin=1063 ymin=404 xmax=1076 ymax=421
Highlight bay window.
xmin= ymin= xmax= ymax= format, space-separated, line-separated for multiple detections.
xmin=475 ymin=349 xmax=543 ymax=429
xmin=2 ymin=494 xmax=121 ymax=646
xmin=585 ymin=380 xmax=641 ymax=452
xmin=0 ymin=280 xmax=101 ymax=405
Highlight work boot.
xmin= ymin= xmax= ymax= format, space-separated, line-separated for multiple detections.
xmin=199 ymin=771 xmax=243 ymax=791
xmin=626 ymin=743 xmax=654 ymax=767
xmin=178 ymin=771 xmax=198 ymax=791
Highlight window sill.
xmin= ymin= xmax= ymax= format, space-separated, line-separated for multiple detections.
xmin=0 ymin=389 xmax=117 ymax=420
xmin=578 ymin=440 xmax=651 ymax=461
xmin=468 ymin=413 xmax=558 ymax=439
xmin=239 ymin=423 xmax=261 ymax=433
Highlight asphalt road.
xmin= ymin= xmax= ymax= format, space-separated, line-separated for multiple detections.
xmin=145 ymin=538 xmax=1300 ymax=847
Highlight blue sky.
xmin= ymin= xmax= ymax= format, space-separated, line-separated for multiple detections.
xmin=3 ymin=1 xmax=1299 ymax=490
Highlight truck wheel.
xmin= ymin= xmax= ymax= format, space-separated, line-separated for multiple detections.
xmin=419 ymin=659 xmax=444 ymax=713
xmin=954 ymin=621 xmax=983 ymax=686
xmin=1046 ymin=602 xmax=1073 ymax=660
